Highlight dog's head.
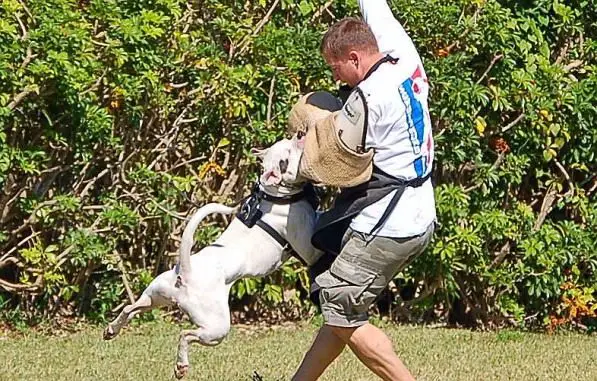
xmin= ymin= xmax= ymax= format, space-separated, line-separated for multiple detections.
xmin=252 ymin=133 xmax=305 ymax=186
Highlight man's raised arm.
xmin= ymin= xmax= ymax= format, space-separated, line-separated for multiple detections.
xmin=358 ymin=0 xmax=419 ymax=62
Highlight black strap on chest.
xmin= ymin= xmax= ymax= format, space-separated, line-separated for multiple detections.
xmin=336 ymin=55 xmax=399 ymax=153
xmin=338 ymin=55 xmax=399 ymax=104
xmin=362 ymin=55 xmax=399 ymax=82
xmin=237 ymin=193 xmax=289 ymax=249
xmin=236 ymin=183 xmax=319 ymax=250
xmin=255 ymin=219 xmax=287 ymax=248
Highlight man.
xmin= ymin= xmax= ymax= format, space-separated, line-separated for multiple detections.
xmin=289 ymin=1 xmax=436 ymax=380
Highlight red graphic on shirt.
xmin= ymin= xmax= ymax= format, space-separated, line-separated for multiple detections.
xmin=411 ymin=66 xmax=428 ymax=95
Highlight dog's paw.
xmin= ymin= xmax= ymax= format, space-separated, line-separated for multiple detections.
xmin=103 ymin=325 xmax=117 ymax=341
xmin=174 ymin=363 xmax=189 ymax=379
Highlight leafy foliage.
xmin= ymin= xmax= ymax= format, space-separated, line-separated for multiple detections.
xmin=0 ymin=0 xmax=595 ymax=330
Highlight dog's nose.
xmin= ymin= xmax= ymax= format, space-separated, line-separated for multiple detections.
xmin=279 ymin=159 xmax=288 ymax=174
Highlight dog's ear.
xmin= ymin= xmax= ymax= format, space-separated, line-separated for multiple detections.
xmin=251 ymin=147 xmax=268 ymax=160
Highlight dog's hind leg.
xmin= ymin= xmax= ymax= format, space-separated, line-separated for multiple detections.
xmin=103 ymin=292 xmax=155 ymax=340
xmin=173 ymin=325 xmax=230 ymax=379
xmin=173 ymin=296 xmax=231 ymax=379
xmin=103 ymin=269 xmax=177 ymax=340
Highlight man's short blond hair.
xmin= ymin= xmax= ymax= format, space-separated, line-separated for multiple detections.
xmin=320 ymin=17 xmax=379 ymax=60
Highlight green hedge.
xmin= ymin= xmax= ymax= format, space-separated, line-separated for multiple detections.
xmin=0 ymin=0 xmax=595 ymax=330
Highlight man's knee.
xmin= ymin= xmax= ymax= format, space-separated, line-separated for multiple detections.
xmin=327 ymin=324 xmax=357 ymax=342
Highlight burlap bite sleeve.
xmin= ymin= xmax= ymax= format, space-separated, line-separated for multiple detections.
xmin=287 ymin=91 xmax=342 ymax=136
xmin=299 ymin=113 xmax=373 ymax=188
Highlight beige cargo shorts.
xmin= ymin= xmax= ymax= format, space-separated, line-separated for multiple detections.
xmin=315 ymin=223 xmax=434 ymax=327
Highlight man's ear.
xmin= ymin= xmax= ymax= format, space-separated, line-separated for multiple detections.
xmin=348 ymin=51 xmax=359 ymax=65
xmin=251 ymin=147 xmax=268 ymax=160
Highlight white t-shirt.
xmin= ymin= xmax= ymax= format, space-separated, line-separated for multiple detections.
xmin=349 ymin=0 xmax=436 ymax=238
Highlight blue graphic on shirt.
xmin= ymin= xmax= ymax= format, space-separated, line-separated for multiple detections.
xmin=398 ymin=78 xmax=426 ymax=177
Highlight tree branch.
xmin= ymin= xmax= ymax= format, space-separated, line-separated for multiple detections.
xmin=266 ymin=75 xmax=276 ymax=126
xmin=1 ymin=187 xmax=24 ymax=224
xmin=55 ymin=245 xmax=75 ymax=268
xmin=489 ymin=241 xmax=511 ymax=269
xmin=8 ymin=88 xmax=34 ymax=110
xmin=9 ymin=200 xmax=57 ymax=237
xmin=114 ymin=250 xmax=136 ymax=304
xmin=20 ymin=47 xmax=37 ymax=69
xmin=17 ymin=0 xmax=34 ymax=24
xmin=78 ymin=168 xmax=110 ymax=199
xmin=588 ymin=176 xmax=597 ymax=197
xmin=121 ymin=189 xmax=187 ymax=221
xmin=0 ymin=275 xmax=42 ymax=293
xmin=442 ymin=6 xmax=482 ymax=53
xmin=236 ymin=0 xmax=281 ymax=57
xmin=564 ymin=60 xmax=584 ymax=71
xmin=401 ymin=279 xmax=441 ymax=307
xmin=169 ymin=155 xmax=207 ymax=171
xmin=15 ymin=14 xmax=28 ymax=40
xmin=476 ymin=54 xmax=503 ymax=85
xmin=0 ymin=256 xmax=20 ymax=270
xmin=0 ymin=231 xmax=42 ymax=263
xmin=464 ymin=151 xmax=506 ymax=193
xmin=554 ymin=159 xmax=574 ymax=197
xmin=501 ymin=113 xmax=525 ymax=133
xmin=80 ymin=69 xmax=107 ymax=96
xmin=533 ymin=184 xmax=558 ymax=232
xmin=311 ymin=0 xmax=334 ymax=21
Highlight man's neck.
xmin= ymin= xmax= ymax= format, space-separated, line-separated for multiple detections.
xmin=359 ymin=52 xmax=385 ymax=81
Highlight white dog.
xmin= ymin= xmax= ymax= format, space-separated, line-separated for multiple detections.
xmin=103 ymin=135 xmax=318 ymax=379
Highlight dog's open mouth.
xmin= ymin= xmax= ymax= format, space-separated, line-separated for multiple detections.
xmin=262 ymin=170 xmax=280 ymax=184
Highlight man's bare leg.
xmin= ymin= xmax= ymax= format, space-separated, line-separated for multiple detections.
xmin=331 ymin=323 xmax=415 ymax=381
xmin=291 ymin=325 xmax=346 ymax=381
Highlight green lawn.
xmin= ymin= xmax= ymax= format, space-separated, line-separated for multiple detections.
xmin=1 ymin=320 xmax=596 ymax=381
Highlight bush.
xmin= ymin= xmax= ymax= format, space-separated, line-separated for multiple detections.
xmin=0 ymin=0 xmax=595 ymax=330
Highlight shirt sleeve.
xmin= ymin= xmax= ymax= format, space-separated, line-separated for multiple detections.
xmin=362 ymin=88 xmax=381 ymax=148
xmin=358 ymin=0 xmax=420 ymax=64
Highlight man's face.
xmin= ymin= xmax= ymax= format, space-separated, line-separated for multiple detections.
xmin=324 ymin=53 xmax=361 ymax=88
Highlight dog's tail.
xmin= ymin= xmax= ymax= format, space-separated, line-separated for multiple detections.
xmin=178 ymin=203 xmax=237 ymax=282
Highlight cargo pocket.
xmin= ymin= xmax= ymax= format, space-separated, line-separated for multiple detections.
xmin=328 ymin=256 xmax=380 ymax=314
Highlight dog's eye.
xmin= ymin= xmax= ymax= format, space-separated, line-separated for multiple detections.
xmin=279 ymin=159 xmax=288 ymax=174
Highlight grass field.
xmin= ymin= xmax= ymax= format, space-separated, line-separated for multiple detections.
xmin=1 ymin=320 xmax=596 ymax=381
